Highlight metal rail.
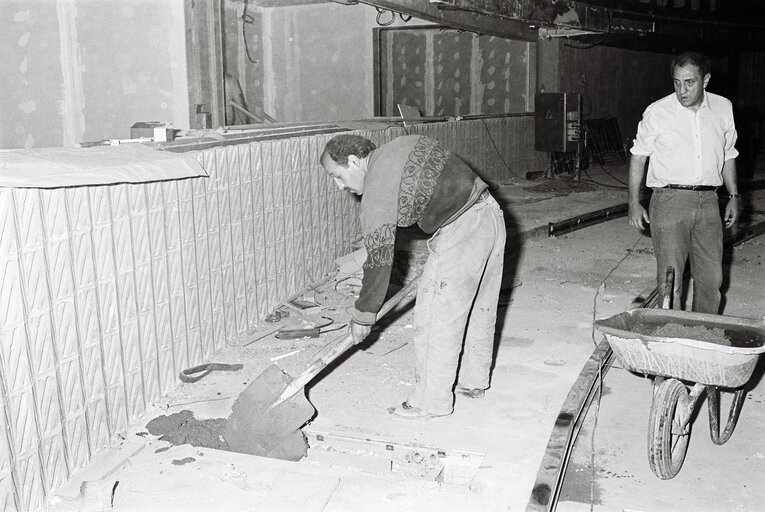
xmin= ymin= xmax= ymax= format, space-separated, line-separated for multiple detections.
xmin=548 ymin=204 xmax=628 ymax=237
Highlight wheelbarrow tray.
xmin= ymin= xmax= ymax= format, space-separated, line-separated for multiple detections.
xmin=594 ymin=309 xmax=765 ymax=388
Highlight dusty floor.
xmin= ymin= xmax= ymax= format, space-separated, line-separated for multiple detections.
xmin=49 ymin=163 xmax=765 ymax=512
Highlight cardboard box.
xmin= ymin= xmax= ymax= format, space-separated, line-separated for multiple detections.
xmin=130 ymin=121 xmax=163 ymax=138
xmin=130 ymin=122 xmax=176 ymax=142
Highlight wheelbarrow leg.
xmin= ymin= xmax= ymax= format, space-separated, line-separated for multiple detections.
xmin=707 ymin=386 xmax=747 ymax=445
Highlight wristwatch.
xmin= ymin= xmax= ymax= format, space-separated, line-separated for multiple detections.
xmin=729 ymin=193 xmax=741 ymax=199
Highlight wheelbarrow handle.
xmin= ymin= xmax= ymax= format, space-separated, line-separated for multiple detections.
xmin=661 ymin=266 xmax=675 ymax=310
xmin=272 ymin=274 xmax=421 ymax=407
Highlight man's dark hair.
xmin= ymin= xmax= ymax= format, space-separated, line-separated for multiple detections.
xmin=671 ymin=52 xmax=711 ymax=77
xmin=322 ymin=135 xmax=376 ymax=166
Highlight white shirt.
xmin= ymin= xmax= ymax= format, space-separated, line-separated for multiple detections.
xmin=630 ymin=91 xmax=738 ymax=187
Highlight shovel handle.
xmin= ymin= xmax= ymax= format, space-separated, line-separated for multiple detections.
xmin=662 ymin=266 xmax=674 ymax=310
xmin=272 ymin=274 xmax=421 ymax=407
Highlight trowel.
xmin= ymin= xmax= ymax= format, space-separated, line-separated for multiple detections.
xmin=223 ymin=274 xmax=420 ymax=461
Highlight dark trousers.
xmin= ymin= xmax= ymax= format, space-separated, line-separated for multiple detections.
xmin=649 ymin=188 xmax=723 ymax=314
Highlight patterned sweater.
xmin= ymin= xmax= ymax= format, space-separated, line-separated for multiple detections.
xmin=352 ymin=135 xmax=487 ymax=324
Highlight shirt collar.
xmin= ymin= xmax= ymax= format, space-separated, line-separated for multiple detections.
xmin=672 ymin=91 xmax=709 ymax=114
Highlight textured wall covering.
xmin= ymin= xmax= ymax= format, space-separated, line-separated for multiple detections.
xmin=388 ymin=30 xmax=428 ymax=116
xmin=0 ymin=134 xmax=359 ymax=511
xmin=0 ymin=117 xmax=542 ymax=510
xmin=415 ymin=116 xmax=543 ymax=184
xmin=377 ymin=26 xmax=535 ymax=117
xmin=432 ymin=31 xmax=474 ymax=117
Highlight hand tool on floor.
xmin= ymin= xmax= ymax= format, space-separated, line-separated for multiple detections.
xmin=275 ymin=318 xmax=347 ymax=339
xmin=222 ymin=275 xmax=420 ymax=461
xmin=178 ymin=363 xmax=244 ymax=383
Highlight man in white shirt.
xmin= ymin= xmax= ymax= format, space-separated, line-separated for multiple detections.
xmin=628 ymin=51 xmax=740 ymax=314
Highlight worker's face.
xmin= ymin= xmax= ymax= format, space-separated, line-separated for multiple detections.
xmin=673 ymin=63 xmax=710 ymax=110
xmin=321 ymin=154 xmax=366 ymax=195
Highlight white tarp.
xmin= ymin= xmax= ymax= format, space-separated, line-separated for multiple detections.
xmin=0 ymin=143 xmax=207 ymax=188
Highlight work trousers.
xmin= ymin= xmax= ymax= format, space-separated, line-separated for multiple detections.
xmin=649 ymin=188 xmax=723 ymax=314
xmin=408 ymin=193 xmax=506 ymax=415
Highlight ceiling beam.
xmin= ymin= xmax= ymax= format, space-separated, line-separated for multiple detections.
xmin=351 ymin=0 xmax=539 ymax=40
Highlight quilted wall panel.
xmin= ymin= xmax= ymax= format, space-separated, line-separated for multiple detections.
xmin=0 ymin=118 xmax=539 ymax=509
xmin=413 ymin=116 xmax=544 ymax=184
xmin=0 ymin=133 xmax=359 ymax=510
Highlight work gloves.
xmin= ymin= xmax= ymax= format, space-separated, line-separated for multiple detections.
xmin=349 ymin=321 xmax=372 ymax=345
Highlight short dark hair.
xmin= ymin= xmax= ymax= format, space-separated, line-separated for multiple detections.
xmin=671 ymin=52 xmax=711 ymax=77
xmin=321 ymin=135 xmax=376 ymax=166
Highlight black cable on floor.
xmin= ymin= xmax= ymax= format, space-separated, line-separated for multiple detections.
xmin=581 ymin=166 xmax=629 ymax=190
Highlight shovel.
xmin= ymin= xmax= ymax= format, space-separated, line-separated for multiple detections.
xmin=223 ymin=275 xmax=420 ymax=461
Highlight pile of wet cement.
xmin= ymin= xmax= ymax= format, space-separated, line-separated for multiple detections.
xmin=651 ymin=323 xmax=730 ymax=346
xmin=145 ymin=407 xmax=309 ymax=462
xmin=145 ymin=410 xmax=229 ymax=450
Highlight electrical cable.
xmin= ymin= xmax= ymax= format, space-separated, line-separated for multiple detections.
xmin=508 ymin=192 xmax=571 ymax=205
xmin=591 ymin=232 xmax=645 ymax=347
xmin=579 ymin=177 xmax=626 ymax=190
xmin=584 ymin=230 xmax=645 ymax=510
xmin=564 ymin=32 xmax=611 ymax=50
xmin=564 ymin=10 xmax=613 ymax=51
xmin=479 ymin=119 xmax=525 ymax=180
xmin=590 ymin=164 xmax=629 ymax=187
xmin=375 ymin=7 xmax=396 ymax=26
xmin=242 ymin=0 xmax=258 ymax=64
xmin=580 ymin=167 xmax=629 ymax=190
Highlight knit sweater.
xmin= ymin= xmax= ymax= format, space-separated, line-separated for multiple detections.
xmin=352 ymin=135 xmax=488 ymax=324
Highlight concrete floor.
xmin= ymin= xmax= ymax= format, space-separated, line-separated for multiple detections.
xmin=49 ymin=163 xmax=765 ymax=512
xmin=559 ymin=195 xmax=765 ymax=512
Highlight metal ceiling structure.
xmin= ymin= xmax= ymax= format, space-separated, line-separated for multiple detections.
xmin=335 ymin=0 xmax=765 ymax=52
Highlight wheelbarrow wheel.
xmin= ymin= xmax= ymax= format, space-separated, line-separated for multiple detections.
xmin=648 ymin=378 xmax=691 ymax=479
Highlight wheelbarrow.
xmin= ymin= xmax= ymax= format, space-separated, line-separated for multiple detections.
xmin=594 ymin=308 xmax=765 ymax=479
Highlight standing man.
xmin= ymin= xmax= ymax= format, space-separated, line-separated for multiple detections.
xmin=628 ymin=51 xmax=740 ymax=313
xmin=320 ymin=134 xmax=506 ymax=419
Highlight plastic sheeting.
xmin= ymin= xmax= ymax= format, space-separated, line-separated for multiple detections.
xmin=0 ymin=144 xmax=207 ymax=188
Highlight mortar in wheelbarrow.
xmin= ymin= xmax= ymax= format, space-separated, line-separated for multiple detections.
xmin=594 ymin=309 xmax=765 ymax=388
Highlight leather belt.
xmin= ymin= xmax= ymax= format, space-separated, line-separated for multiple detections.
xmin=665 ymin=184 xmax=717 ymax=191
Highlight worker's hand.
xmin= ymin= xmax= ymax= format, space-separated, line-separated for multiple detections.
xmin=628 ymin=202 xmax=650 ymax=230
xmin=724 ymin=197 xmax=740 ymax=228
xmin=349 ymin=321 xmax=372 ymax=345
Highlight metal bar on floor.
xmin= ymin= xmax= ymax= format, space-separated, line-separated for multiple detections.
xmin=548 ymin=204 xmax=628 ymax=237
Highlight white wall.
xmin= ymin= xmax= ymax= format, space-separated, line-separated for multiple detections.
xmin=262 ymin=2 xmax=415 ymax=122
xmin=0 ymin=0 xmax=189 ymax=149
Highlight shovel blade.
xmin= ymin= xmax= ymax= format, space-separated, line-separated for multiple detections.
xmin=223 ymin=364 xmax=315 ymax=461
